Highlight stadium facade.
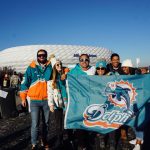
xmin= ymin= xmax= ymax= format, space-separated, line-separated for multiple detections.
xmin=0 ymin=45 xmax=113 ymax=73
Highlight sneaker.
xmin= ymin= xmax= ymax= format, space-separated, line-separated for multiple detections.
xmin=44 ymin=145 xmax=50 ymax=150
xmin=41 ymin=139 xmax=50 ymax=150
xmin=133 ymin=144 xmax=141 ymax=150
xmin=129 ymin=139 xmax=136 ymax=145
xmin=129 ymin=139 xmax=143 ymax=145
xmin=31 ymin=145 xmax=37 ymax=150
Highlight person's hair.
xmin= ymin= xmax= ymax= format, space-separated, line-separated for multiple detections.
xmin=110 ymin=53 xmax=120 ymax=60
xmin=37 ymin=49 xmax=47 ymax=58
xmin=79 ymin=54 xmax=90 ymax=60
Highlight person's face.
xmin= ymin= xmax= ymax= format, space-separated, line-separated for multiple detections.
xmin=96 ymin=67 xmax=106 ymax=75
xmin=140 ymin=68 xmax=147 ymax=74
xmin=4 ymin=74 xmax=8 ymax=78
xmin=122 ymin=67 xmax=130 ymax=74
xmin=37 ymin=51 xmax=47 ymax=64
xmin=79 ymin=55 xmax=90 ymax=69
xmin=111 ymin=56 xmax=120 ymax=68
xmin=55 ymin=62 xmax=62 ymax=72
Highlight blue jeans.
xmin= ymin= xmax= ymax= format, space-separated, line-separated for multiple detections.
xmin=30 ymin=100 xmax=50 ymax=145
xmin=133 ymin=127 xmax=144 ymax=141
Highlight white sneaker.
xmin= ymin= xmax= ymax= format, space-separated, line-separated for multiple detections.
xmin=129 ymin=139 xmax=143 ymax=145
xmin=129 ymin=139 xmax=136 ymax=145
xmin=133 ymin=144 xmax=140 ymax=150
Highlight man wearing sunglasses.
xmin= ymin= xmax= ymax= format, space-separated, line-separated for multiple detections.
xmin=69 ymin=54 xmax=95 ymax=75
xmin=69 ymin=54 xmax=95 ymax=150
xmin=20 ymin=49 xmax=52 ymax=150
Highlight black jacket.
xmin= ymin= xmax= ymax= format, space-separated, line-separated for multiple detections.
xmin=107 ymin=63 xmax=125 ymax=75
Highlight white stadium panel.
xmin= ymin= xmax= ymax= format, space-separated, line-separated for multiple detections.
xmin=0 ymin=45 xmax=113 ymax=73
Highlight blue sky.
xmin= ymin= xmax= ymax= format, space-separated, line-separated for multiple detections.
xmin=0 ymin=0 xmax=150 ymax=66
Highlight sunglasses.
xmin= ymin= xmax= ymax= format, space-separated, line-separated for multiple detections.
xmin=37 ymin=54 xmax=47 ymax=58
xmin=79 ymin=58 xmax=89 ymax=62
xmin=56 ymin=64 xmax=62 ymax=67
xmin=96 ymin=67 xmax=105 ymax=70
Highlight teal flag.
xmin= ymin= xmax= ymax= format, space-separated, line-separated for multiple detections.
xmin=64 ymin=74 xmax=150 ymax=134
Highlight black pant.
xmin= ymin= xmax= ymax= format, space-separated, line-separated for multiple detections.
xmin=54 ymin=108 xmax=64 ymax=148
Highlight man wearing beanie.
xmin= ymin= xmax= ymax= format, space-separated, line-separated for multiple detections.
xmin=20 ymin=49 xmax=52 ymax=150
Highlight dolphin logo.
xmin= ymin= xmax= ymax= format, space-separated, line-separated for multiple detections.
xmin=104 ymin=82 xmax=132 ymax=112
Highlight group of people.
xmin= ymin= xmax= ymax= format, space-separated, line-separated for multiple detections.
xmin=19 ymin=49 xmax=149 ymax=150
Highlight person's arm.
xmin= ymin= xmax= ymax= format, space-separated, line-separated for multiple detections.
xmin=59 ymin=80 xmax=68 ymax=110
xmin=19 ymin=67 xmax=31 ymax=107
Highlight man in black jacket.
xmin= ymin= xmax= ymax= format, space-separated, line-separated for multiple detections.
xmin=106 ymin=53 xmax=125 ymax=150
xmin=107 ymin=53 xmax=124 ymax=75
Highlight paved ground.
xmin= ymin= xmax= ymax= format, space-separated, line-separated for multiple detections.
xmin=1 ymin=113 xmax=150 ymax=150
xmin=0 ymin=95 xmax=150 ymax=150
xmin=0 ymin=114 xmax=31 ymax=150
xmin=0 ymin=113 xmax=59 ymax=150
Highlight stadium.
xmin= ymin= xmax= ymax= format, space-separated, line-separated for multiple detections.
xmin=0 ymin=45 xmax=112 ymax=73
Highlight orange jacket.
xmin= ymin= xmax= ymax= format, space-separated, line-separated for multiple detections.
xmin=20 ymin=60 xmax=52 ymax=101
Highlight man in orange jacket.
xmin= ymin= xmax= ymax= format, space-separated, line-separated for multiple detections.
xmin=20 ymin=49 xmax=52 ymax=150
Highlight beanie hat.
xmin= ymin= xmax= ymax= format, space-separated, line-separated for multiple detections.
xmin=49 ymin=54 xmax=57 ymax=67
xmin=96 ymin=60 xmax=107 ymax=68
xmin=122 ymin=59 xmax=133 ymax=67
xmin=49 ymin=54 xmax=62 ymax=68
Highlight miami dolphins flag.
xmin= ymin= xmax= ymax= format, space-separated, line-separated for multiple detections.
xmin=64 ymin=74 xmax=150 ymax=134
